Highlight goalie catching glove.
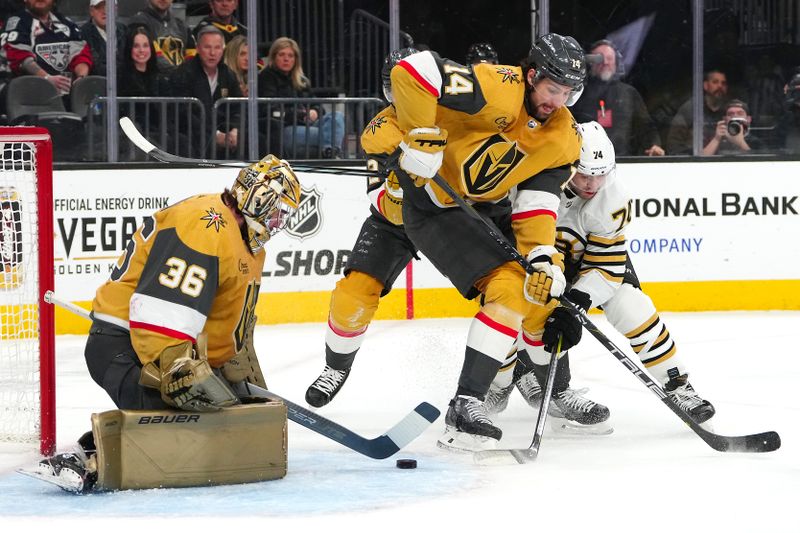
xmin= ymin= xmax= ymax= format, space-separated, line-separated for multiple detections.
xmin=157 ymin=342 xmax=240 ymax=411
xmin=399 ymin=127 xmax=448 ymax=186
xmin=523 ymin=245 xmax=567 ymax=305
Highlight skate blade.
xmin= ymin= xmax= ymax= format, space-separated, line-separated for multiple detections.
xmin=550 ymin=418 xmax=614 ymax=436
xmin=437 ymin=428 xmax=499 ymax=453
xmin=17 ymin=466 xmax=84 ymax=493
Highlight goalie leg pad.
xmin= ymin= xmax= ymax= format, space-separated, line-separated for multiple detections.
xmin=91 ymin=402 xmax=288 ymax=491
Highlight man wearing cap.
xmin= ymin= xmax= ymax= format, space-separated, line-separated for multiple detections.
xmin=80 ymin=0 xmax=126 ymax=77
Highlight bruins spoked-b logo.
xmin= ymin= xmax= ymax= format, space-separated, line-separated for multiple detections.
xmin=462 ymin=134 xmax=525 ymax=196
xmin=285 ymin=185 xmax=323 ymax=241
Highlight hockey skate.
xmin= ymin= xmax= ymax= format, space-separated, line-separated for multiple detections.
xmin=484 ymin=382 xmax=514 ymax=414
xmin=665 ymin=374 xmax=716 ymax=425
xmin=18 ymin=451 xmax=97 ymax=493
xmin=437 ymin=395 xmax=502 ymax=453
xmin=515 ymin=371 xmax=613 ymax=435
xmin=305 ymin=365 xmax=351 ymax=407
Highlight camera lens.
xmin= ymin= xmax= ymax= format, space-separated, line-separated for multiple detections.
xmin=727 ymin=121 xmax=742 ymax=136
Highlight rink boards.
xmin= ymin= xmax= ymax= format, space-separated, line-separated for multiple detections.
xmin=49 ymin=161 xmax=800 ymax=333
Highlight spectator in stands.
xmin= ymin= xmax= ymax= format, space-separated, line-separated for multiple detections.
xmin=119 ymin=26 xmax=166 ymax=98
xmin=194 ymin=0 xmax=245 ymax=44
xmin=666 ymin=69 xmax=729 ymax=155
xmin=572 ymin=39 xmax=664 ymax=156
xmin=465 ymin=42 xmax=498 ymax=65
xmin=258 ymin=36 xmax=345 ymax=158
xmin=81 ymin=0 xmax=126 ymax=77
xmin=777 ymin=73 xmax=800 ymax=155
xmin=2 ymin=0 xmax=92 ymax=94
xmin=171 ymin=25 xmax=241 ymax=157
xmin=118 ymin=26 xmax=168 ymax=155
xmin=224 ymin=34 xmax=248 ymax=96
xmin=702 ymin=99 xmax=764 ymax=155
xmin=129 ymin=0 xmax=195 ymax=72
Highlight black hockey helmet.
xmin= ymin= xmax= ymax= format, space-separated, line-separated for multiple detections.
xmin=466 ymin=42 xmax=498 ymax=65
xmin=527 ymin=33 xmax=586 ymax=90
xmin=381 ymin=47 xmax=419 ymax=102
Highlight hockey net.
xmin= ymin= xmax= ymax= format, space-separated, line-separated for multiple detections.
xmin=0 ymin=127 xmax=55 ymax=456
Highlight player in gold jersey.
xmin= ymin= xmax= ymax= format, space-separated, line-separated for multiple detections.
xmin=305 ymin=49 xmax=419 ymax=408
xmin=86 ymin=154 xmax=301 ymax=411
xmin=30 ymin=155 xmax=301 ymax=492
xmin=386 ymin=34 xmax=589 ymax=451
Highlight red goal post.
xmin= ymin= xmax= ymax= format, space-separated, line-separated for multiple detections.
xmin=0 ymin=127 xmax=55 ymax=456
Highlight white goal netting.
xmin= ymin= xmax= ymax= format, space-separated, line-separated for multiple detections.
xmin=0 ymin=139 xmax=47 ymax=449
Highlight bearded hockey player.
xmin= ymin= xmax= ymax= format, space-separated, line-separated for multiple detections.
xmin=305 ymin=48 xmax=419 ymax=408
xmin=380 ymin=33 xmax=590 ymax=452
xmin=487 ymin=122 xmax=715 ymax=429
xmin=26 ymin=155 xmax=301 ymax=492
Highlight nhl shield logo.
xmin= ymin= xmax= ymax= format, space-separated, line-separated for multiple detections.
xmin=285 ymin=185 xmax=323 ymax=241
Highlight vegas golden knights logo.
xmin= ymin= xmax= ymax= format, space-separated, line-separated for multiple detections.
xmin=156 ymin=36 xmax=186 ymax=66
xmin=462 ymin=134 xmax=525 ymax=196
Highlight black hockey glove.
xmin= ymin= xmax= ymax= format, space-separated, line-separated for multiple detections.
xmin=542 ymin=289 xmax=592 ymax=352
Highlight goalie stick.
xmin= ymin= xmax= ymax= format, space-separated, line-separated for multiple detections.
xmin=44 ymin=290 xmax=440 ymax=460
xmin=119 ymin=116 xmax=376 ymax=177
xmin=474 ymin=336 xmax=562 ymax=465
xmin=429 ymin=174 xmax=780 ymax=454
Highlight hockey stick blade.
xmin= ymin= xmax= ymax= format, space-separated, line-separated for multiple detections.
xmin=44 ymin=290 xmax=442 ymax=460
xmin=120 ymin=116 xmax=249 ymax=168
xmin=233 ymin=382 xmax=440 ymax=459
xmin=560 ymin=300 xmax=781 ymax=453
xmin=428 ymin=173 xmax=781 ymax=454
xmin=119 ymin=116 xmax=378 ymax=176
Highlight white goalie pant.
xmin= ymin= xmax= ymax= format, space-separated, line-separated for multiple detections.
xmin=600 ymin=283 xmax=685 ymax=385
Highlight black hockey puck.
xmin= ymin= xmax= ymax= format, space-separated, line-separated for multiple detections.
xmin=396 ymin=458 xmax=417 ymax=469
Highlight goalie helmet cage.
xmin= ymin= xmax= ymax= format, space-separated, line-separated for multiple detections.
xmin=0 ymin=127 xmax=55 ymax=456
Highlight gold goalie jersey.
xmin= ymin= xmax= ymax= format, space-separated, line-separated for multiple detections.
xmin=92 ymin=194 xmax=265 ymax=367
xmin=389 ymin=50 xmax=581 ymax=254
xmin=361 ymin=105 xmax=405 ymax=226
xmin=556 ymin=170 xmax=632 ymax=307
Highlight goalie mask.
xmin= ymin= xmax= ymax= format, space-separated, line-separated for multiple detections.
xmin=231 ymin=155 xmax=301 ymax=252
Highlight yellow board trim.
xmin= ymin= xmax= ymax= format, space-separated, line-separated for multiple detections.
xmin=51 ymin=280 xmax=800 ymax=335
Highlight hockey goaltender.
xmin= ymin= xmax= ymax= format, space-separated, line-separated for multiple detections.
xmin=22 ymin=155 xmax=302 ymax=493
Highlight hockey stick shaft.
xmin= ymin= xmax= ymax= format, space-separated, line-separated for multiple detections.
xmin=44 ymin=291 xmax=440 ymax=459
xmin=119 ymin=116 xmax=376 ymax=176
xmin=474 ymin=335 xmax=561 ymax=465
xmin=430 ymin=174 xmax=780 ymax=453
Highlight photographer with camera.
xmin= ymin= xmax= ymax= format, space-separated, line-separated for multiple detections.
xmin=702 ymin=99 xmax=764 ymax=155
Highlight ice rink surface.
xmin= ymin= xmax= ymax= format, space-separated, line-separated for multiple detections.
xmin=1 ymin=311 xmax=798 ymax=532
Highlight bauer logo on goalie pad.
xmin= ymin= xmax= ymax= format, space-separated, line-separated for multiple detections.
xmin=0 ymin=187 xmax=22 ymax=288
xmin=285 ymin=185 xmax=323 ymax=241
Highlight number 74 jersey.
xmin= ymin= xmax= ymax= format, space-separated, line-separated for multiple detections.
xmin=92 ymin=194 xmax=265 ymax=367
xmin=555 ymin=171 xmax=633 ymax=307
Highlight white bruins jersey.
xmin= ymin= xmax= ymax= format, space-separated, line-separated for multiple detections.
xmin=555 ymin=171 xmax=632 ymax=307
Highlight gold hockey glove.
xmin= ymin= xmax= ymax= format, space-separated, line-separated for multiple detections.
xmin=221 ymin=314 xmax=267 ymax=389
xmin=399 ymin=127 xmax=447 ymax=186
xmin=159 ymin=342 xmax=240 ymax=411
xmin=523 ymin=245 xmax=566 ymax=306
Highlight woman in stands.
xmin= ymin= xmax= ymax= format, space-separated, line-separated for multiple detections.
xmin=117 ymin=26 xmax=174 ymax=159
xmin=224 ymin=35 xmax=249 ymax=96
xmin=258 ymin=36 xmax=345 ymax=158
